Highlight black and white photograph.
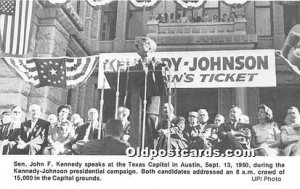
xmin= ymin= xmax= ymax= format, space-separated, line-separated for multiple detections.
xmin=0 ymin=0 xmax=299 ymax=188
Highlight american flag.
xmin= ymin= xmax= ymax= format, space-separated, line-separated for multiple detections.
xmin=0 ymin=0 xmax=33 ymax=55
xmin=2 ymin=56 xmax=100 ymax=88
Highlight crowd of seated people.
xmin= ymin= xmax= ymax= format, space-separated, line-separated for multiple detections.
xmin=156 ymin=10 xmax=238 ymax=24
xmin=1 ymin=102 xmax=300 ymax=156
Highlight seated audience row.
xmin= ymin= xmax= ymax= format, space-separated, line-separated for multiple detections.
xmin=1 ymin=103 xmax=300 ymax=156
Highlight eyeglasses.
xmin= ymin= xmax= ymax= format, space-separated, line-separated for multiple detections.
xmin=13 ymin=111 xmax=21 ymax=114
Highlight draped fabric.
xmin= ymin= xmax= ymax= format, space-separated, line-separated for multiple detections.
xmin=222 ymin=0 xmax=248 ymax=6
xmin=130 ymin=0 xmax=160 ymax=8
xmin=175 ymin=0 xmax=206 ymax=9
xmin=87 ymin=0 xmax=114 ymax=7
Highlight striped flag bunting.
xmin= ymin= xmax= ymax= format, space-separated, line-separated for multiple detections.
xmin=0 ymin=0 xmax=34 ymax=55
xmin=2 ymin=56 xmax=100 ymax=88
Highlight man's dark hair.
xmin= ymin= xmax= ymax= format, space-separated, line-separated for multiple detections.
xmin=105 ymin=119 xmax=124 ymax=137
xmin=1 ymin=111 xmax=9 ymax=116
xmin=287 ymin=106 xmax=299 ymax=114
xmin=57 ymin=104 xmax=72 ymax=115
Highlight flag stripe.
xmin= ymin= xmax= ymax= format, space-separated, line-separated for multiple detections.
xmin=65 ymin=58 xmax=76 ymax=68
xmin=0 ymin=15 xmax=4 ymax=43
xmin=2 ymin=15 xmax=8 ymax=53
xmin=0 ymin=0 xmax=32 ymax=55
xmin=5 ymin=16 xmax=12 ymax=52
xmin=9 ymin=13 xmax=15 ymax=53
xmin=12 ymin=0 xmax=20 ymax=54
xmin=24 ymin=0 xmax=33 ymax=54
xmin=66 ymin=58 xmax=85 ymax=77
xmin=3 ymin=58 xmax=39 ymax=85
xmin=67 ymin=56 xmax=99 ymax=86
xmin=18 ymin=0 xmax=26 ymax=55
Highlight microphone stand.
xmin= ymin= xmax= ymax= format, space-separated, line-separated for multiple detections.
xmin=98 ymin=76 xmax=105 ymax=140
xmin=114 ymin=66 xmax=121 ymax=119
xmin=123 ymin=67 xmax=130 ymax=106
xmin=141 ymin=64 xmax=148 ymax=150
xmin=167 ymin=68 xmax=172 ymax=151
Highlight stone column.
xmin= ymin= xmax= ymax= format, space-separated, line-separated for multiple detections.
xmin=234 ymin=88 xmax=248 ymax=115
xmin=244 ymin=1 xmax=255 ymax=34
xmin=28 ymin=9 xmax=71 ymax=119
xmin=247 ymin=88 xmax=259 ymax=124
xmin=78 ymin=83 xmax=88 ymax=119
xmin=0 ymin=59 xmax=31 ymax=121
xmin=70 ymin=87 xmax=80 ymax=114
xmin=114 ymin=1 xmax=128 ymax=52
xmin=218 ymin=88 xmax=233 ymax=118
xmin=272 ymin=2 xmax=285 ymax=50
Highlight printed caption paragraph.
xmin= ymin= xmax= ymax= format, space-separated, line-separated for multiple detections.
xmin=12 ymin=159 xmax=285 ymax=183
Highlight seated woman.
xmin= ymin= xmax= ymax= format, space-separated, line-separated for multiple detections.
xmin=251 ymin=104 xmax=281 ymax=156
xmin=46 ymin=105 xmax=75 ymax=155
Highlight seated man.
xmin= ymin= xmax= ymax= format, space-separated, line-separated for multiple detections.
xmin=12 ymin=104 xmax=49 ymax=155
xmin=185 ymin=110 xmax=210 ymax=150
xmin=281 ymin=106 xmax=300 ymax=156
xmin=184 ymin=111 xmax=199 ymax=143
xmin=81 ymin=119 xmax=130 ymax=155
xmin=1 ymin=111 xmax=11 ymax=125
xmin=72 ymin=108 xmax=100 ymax=153
xmin=0 ymin=105 xmax=23 ymax=154
xmin=218 ymin=106 xmax=251 ymax=152
xmin=207 ymin=114 xmax=225 ymax=148
xmin=156 ymin=103 xmax=187 ymax=150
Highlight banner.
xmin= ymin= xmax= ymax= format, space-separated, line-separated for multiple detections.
xmin=3 ymin=55 xmax=99 ymax=88
xmin=98 ymin=50 xmax=276 ymax=88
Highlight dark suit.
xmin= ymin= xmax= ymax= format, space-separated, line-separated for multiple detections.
xmin=0 ymin=123 xmax=21 ymax=154
xmin=156 ymin=116 xmax=188 ymax=150
xmin=130 ymin=58 xmax=167 ymax=149
xmin=11 ymin=119 xmax=49 ymax=155
xmin=74 ymin=122 xmax=99 ymax=142
xmin=217 ymin=122 xmax=251 ymax=152
xmin=82 ymin=136 xmax=130 ymax=155
xmin=184 ymin=123 xmax=218 ymax=150
xmin=72 ymin=122 xmax=100 ymax=154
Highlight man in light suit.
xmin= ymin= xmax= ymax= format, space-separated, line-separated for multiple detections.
xmin=12 ymin=104 xmax=49 ymax=155
xmin=281 ymin=106 xmax=300 ymax=156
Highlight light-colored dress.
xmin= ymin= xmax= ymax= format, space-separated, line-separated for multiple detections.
xmin=252 ymin=122 xmax=280 ymax=156
xmin=48 ymin=121 xmax=75 ymax=154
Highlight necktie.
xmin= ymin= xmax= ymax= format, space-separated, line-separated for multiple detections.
xmin=2 ymin=124 xmax=9 ymax=139
xmin=88 ymin=123 xmax=94 ymax=140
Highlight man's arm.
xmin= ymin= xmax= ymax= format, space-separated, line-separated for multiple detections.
xmin=170 ymin=117 xmax=185 ymax=134
xmin=218 ymin=123 xmax=233 ymax=140
xmin=281 ymin=126 xmax=300 ymax=146
xmin=28 ymin=126 xmax=47 ymax=146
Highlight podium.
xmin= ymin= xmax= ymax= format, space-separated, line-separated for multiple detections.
xmin=105 ymin=68 xmax=167 ymax=148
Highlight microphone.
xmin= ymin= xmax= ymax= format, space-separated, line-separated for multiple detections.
xmin=152 ymin=57 xmax=168 ymax=67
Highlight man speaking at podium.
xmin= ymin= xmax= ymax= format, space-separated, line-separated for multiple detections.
xmin=130 ymin=37 xmax=167 ymax=149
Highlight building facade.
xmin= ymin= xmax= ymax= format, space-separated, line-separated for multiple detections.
xmin=1 ymin=0 xmax=300 ymax=128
